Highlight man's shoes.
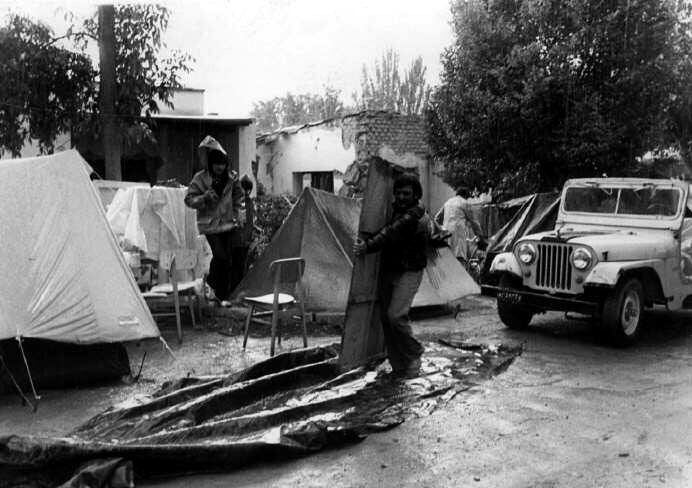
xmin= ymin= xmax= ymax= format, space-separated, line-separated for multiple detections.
xmin=403 ymin=358 xmax=421 ymax=378
xmin=391 ymin=358 xmax=422 ymax=379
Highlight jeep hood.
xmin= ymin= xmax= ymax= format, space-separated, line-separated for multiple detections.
xmin=521 ymin=228 xmax=675 ymax=261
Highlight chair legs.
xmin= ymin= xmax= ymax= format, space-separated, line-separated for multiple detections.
xmin=172 ymin=291 xmax=182 ymax=345
xmin=269 ymin=300 xmax=280 ymax=357
xmin=188 ymin=296 xmax=197 ymax=330
xmin=242 ymin=303 xmax=307 ymax=357
xmin=300 ymin=302 xmax=308 ymax=348
xmin=242 ymin=304 xmax=254 ymax=349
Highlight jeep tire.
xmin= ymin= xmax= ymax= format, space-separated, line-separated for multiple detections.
xmin=497 ymin=274 xmax=533 ymax=329
xmin=601 ymin=277 xmax=644 ymax=346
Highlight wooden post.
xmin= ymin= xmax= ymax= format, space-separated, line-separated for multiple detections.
xmin=339 ymin=157 xmax=394 ymax=369
xmin=98 ymin=5 xmax=121 ymax=180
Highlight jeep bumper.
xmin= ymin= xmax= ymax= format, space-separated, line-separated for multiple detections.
xmin=484 ymin=285 xmax=599 ymax=315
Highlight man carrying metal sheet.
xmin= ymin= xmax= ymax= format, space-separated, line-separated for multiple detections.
xmin=353 ymin=173 xmax=430 ymax=377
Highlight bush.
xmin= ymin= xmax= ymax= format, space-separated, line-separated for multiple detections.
xmin=247 ymin=193 xmax=297 ymax=267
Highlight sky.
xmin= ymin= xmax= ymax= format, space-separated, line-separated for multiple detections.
xmin=1 ymin=0 xmax=454 ymax=117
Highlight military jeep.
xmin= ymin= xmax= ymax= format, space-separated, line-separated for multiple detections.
xmin=488 ymin=178 xmax=692 ymax=345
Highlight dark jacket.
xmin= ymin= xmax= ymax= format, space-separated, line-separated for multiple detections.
xmin=184 ymin=136 xmax=245 ymax=235
xmin=185 ymin=169 xmax=243 ymax=235
xmin=365 ymin=204 xmax=430 ymax=271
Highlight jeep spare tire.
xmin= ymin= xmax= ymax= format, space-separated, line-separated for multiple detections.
xmin=601 ymin=277 xmax=644 ymax=346
xmin=497 ymin=274 xmax=533 ymax=329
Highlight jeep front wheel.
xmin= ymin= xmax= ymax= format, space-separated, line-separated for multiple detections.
xmin=601 ymin=277 xmax=644 ymax=346
xmin=497 ymin=274 xmax=533 ymax=330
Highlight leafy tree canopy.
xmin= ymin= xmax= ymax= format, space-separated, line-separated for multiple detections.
xmin=0 ymin=5 xmax=193 ymax=157
xmin=251 ymin=48 xmax=432 ymax=133
xmin=0 ymin=14 xmax=95 ymax=156
xmin=427 ymin=0 xmax=692 ymax=200
xmin=354 ymin=48 xmax=432 ymax=115
xmin=251 ymin=85 xmax=346 ymax=134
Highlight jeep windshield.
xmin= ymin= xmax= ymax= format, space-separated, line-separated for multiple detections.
xmin=563 ymin=185 xmax=681 ymax=217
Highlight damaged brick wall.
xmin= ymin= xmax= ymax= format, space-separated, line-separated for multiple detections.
xmin=340 ymin=110 xmax=429 ymax=164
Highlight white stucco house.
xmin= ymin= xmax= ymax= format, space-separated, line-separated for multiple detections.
xmin=254 ymin=110 xmax=455 ymax=213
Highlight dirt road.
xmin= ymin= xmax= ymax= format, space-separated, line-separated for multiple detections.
xmin=143 ymin=298 xmax=692 ymax=488
xmin=2 ymin=297 xmax=691 ymax=487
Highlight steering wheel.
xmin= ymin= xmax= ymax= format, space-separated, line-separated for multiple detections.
xmin=646 ymin=203 xmax=669 ymax=214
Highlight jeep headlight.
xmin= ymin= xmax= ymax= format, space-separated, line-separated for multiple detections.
xmin=571 ymin=247 xmax=592 ymax=270
xmin=517 ymin=243 xmax=536 ymax=265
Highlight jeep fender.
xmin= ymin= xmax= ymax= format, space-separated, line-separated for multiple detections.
xmin=489 ymin=252 xmax=522 ymax=279
xmin=584 ymin=260 xmax=665 ymax=288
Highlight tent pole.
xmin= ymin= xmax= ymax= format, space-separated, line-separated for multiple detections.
xmin=0 ymin=355 xmax=36 ymax=411
xmin=160 ymin=336 xmax=177 ymax=360
xmin=15 ymin=337 xmax=40 ymax=409
xmin=310 ymin=191 xmax=353 ymax=267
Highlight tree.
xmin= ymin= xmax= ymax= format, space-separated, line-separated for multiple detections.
xmin=251 ymin=85 xmax=347 ymax=133
xmin=0 ymin=5 xmax=193 ymax=160
xmin=354 ymin=48 xmax=431 ymax=115
xmin=427 ymin=0 xmax=692 ymax=200
xmin=78 ymin=5 xmax=193 ymax=155
xmin=0 ymin=14 xmax=96 ymax=156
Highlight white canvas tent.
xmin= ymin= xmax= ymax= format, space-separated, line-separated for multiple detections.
xmin=0 ymin=150 xmax=160 ymax=344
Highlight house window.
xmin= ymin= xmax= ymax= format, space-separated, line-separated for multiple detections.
xmin=292 ymin=171 xmax=335 ymax=195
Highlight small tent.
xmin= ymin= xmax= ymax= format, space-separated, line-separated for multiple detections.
xmin=0 ymin=151 xmax=160 ymax=392
xmin=232 ymin=188 xmax=479 ymax=312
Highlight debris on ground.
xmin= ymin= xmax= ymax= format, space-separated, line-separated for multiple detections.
xmin=0 ymin=341 xmax=521 ymax=485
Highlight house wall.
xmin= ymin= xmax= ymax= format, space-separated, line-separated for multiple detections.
xmin=257 ymin=124 xmax=353 ymax=195
xmin=256 ymin=111 xmax=456 ymax=211
xmin=427 ymin=159 xmax=456 ymax=213
xmin=155 ymin=88 xmax=205 ymax=116
xmin=238 ymin=124 xmax=257 ymax=189
xmin=156 ymin=121 xmax=253 ymax=185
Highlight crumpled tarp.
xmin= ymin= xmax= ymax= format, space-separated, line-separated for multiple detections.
xmin=0 ymin=341 xmax=521 ymax=486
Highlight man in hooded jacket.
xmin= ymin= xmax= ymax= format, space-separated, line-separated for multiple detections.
xmin=185 ymin=136 xmax=243 ymax=305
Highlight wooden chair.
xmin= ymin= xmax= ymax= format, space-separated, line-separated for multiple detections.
xmin=242 ymin=257 xmax=308 ymax=356
xmin=142 ymin=249 xmax=200 ymax=344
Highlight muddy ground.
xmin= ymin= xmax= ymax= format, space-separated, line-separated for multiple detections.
xmin=2 ymin=296 xmax=691 ymax=487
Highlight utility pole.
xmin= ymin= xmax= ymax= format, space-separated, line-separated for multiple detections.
xmin=98 ymin=5 xmax=121 ymax=180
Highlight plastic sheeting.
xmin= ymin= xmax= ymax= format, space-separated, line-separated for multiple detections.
xmin=0 ymin=151 xmax=159 ymax=344
xmin=106 ymin=186 xmax=200 ymax=259
xmin=440 ymin=195 xmax=491 ymax=262
xmin=0 ymin=341 xmax=521 ymax=485
xmin=480 ymin=193 xmax=560 ymax=286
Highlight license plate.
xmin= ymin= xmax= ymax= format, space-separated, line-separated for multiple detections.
xmin=498 ymin=290 xmax=522 ymax=304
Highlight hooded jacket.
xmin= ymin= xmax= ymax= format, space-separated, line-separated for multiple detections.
xmin=184 ymin=136 xmax=243 ymax=235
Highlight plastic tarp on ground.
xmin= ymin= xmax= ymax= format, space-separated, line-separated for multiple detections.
xmin=232 ymin=188 xmax=479 ymax=311
xmin=0 ymin=341 xmax=522 ymax=485
xmin=0 ymin=150 xmax=160 ymax=344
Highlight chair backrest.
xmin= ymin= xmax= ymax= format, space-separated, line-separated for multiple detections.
xmin=269 ymin=257 xmax=305 ymax=286
xmin=159 ymin=249 xmax=198 ymax=283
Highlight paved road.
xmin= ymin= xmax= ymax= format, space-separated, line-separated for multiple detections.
xmin=145 ymin=298 xmax=692 ymax=487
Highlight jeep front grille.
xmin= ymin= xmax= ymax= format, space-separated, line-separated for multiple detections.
xmin=535 ymin=244 xmax=574 ymax=291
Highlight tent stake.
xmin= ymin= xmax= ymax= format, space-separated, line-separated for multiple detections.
xmin=160 ymin=336 xmax=177 ymax=360
xmin=0 ymin=355 xmax=36 ymax=411
xmin=15 ymin=337 xmax=40 ymax=410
